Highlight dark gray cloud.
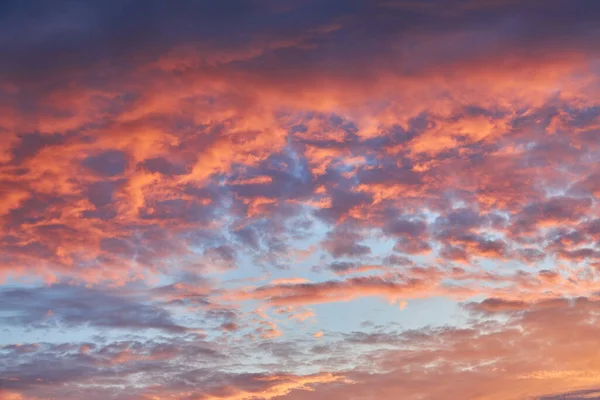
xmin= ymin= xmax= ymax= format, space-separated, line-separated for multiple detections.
xmin=0 ymin=285 xmax=189 ymax=333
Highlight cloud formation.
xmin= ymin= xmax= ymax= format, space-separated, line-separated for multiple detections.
xmin=2 ymin=0 xmax=600 ymax=399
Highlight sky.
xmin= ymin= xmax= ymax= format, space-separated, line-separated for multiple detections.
xmin=1 ymin=0 xmax=600 ymax=399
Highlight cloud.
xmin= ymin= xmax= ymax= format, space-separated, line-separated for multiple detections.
xmin=281 ymin=296 xmax=600 ymax=400
xmin=2 ymin=0 xmax=600 ymax=399
xmin=0 ymin=285 xmax=190 ymax=333
xmin=226 ymin=275 xmax=449 ymax=306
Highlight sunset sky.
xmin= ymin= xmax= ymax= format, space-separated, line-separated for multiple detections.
xmin=2 ymin=1 xmax=600 ymax=399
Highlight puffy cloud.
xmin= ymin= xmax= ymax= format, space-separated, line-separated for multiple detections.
xmin=2 ymin=0 xmax=600 ymax=399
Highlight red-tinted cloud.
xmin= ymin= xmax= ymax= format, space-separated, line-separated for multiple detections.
xmin=2 ymin=1 xmax=600 ymax=399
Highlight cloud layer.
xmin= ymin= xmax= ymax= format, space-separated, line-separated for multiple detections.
xmin=2 ymin=0 xmax=600 ymax=399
